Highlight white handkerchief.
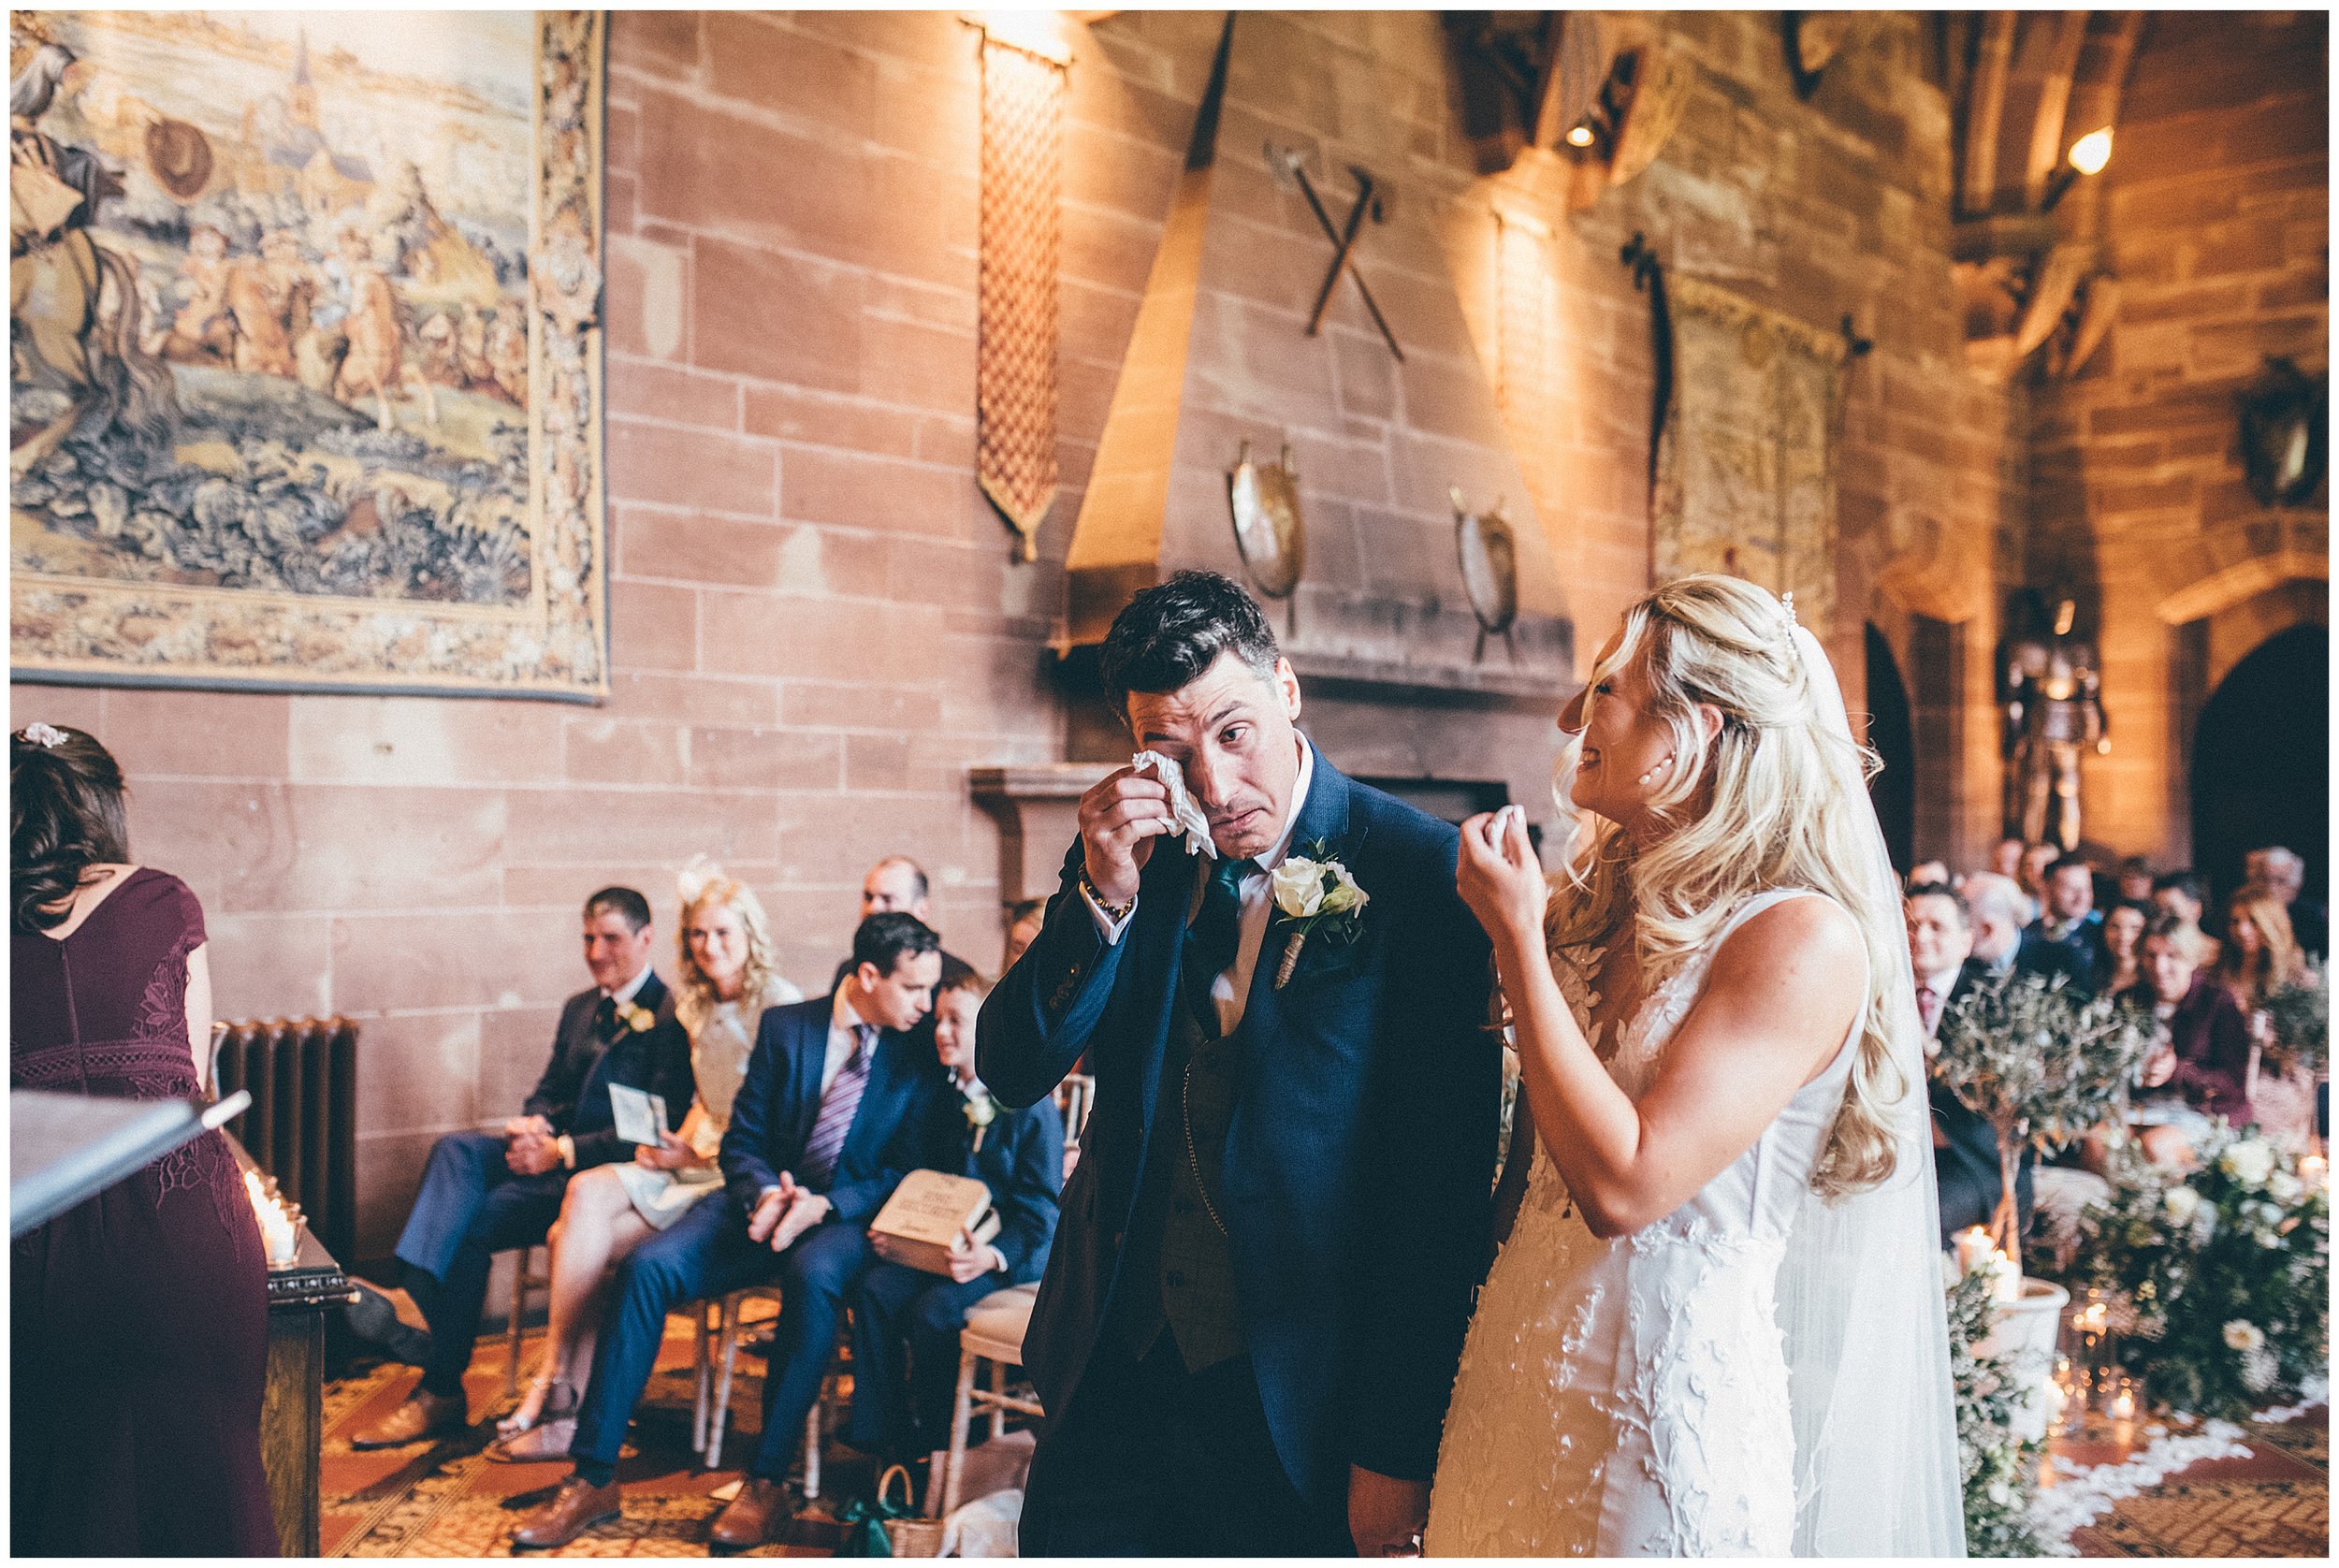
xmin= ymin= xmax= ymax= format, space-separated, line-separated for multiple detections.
xmin=1131 ymin=749 xmax=1217 ymax=860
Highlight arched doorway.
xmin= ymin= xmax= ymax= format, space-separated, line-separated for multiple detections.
xmin=2190 ymin=623 xmax=2329 ymax=909
xmin=1866 ymin=624 xmax=1916 ymax=874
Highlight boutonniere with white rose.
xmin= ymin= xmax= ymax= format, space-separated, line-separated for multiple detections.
xmin=615 ymin=1000 xmax=657 ymax=1034
xmin=1267 ymin=840 xmax=1370 ymax=989
xmin=963 ymin=1084 xmax=997 ymax=1152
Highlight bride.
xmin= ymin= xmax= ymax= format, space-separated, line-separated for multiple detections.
xmin=1426 ymin=574 xmax=1964 ymax=1556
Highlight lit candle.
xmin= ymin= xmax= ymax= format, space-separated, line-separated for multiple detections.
xmin=243 ymin=1169 xmax=298 ymax=1267
xmin=2303 ymin=1154 xmax=2328 ymax=1188
xmin=1989 ymin=1247 xmax=2022 ymax=1303
xmin=1956 ymin=1227 xmax=1994 ymax=1274
xmin=2110 ymin=1388 xmax=2135 ymax=1421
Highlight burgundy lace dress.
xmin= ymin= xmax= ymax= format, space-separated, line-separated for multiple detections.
xmin=11 ymin=868 xmax=279 ymax=1556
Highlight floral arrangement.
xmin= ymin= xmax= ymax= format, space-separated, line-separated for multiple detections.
xmin=963 ymin=1082 xmax=998 ymax=1153
xmin=1267 ymin=841 xmax=1369 ymax=988
xmin=1932 ymin=970 xmax=2157 ymax=1269
xmin=615 ymin=999 xmax=657 ymax=1034
xmin=2259 ymin=958 xmax=2327 ymax=1077
xmin=1944 ymin=1260 xmax=2043 ymax=1556
xmin=2045 ymin=1126 xmax=2330 ymax=1421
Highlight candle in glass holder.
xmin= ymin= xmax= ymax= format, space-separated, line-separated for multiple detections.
xmin=1955 ymin=1227 xmax=1994 ymax=1274
xmin=2303 ymin=1154 xmax=2328 ymax=1189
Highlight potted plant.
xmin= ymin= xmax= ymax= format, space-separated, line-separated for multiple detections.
xmin=1933 ymin=970 xmax=2157 ymax=1275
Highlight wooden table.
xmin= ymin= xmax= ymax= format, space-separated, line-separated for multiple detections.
xmin=227 ymin=1134 xmax=356 ymax=1558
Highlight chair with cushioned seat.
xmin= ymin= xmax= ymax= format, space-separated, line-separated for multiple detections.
xmin=935 ymin=1283 xmax=1043 ymax=1518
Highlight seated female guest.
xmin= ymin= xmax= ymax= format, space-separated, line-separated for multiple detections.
xmin=2125 ymin=912 xmax=2255 ymax=1168
xmin=848 ymin=959 xmax=1063 ymax=1475
xmin=11 ymin=724 xmax=278 ymax=1554
xmin=2099 ymin=900 xmax=2150 ymax=999
xmin=2216 ymin=891 xmax=2318 ymax=1152
xmin=491 ymin=860 xmax=800 ymax=1456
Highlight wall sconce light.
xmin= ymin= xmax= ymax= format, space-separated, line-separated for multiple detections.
xmin=2042 ymin=127 xmax=2113 ymax=211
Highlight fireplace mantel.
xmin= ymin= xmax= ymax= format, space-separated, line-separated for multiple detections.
xmin=968 ymin=763 xmax=1115 ymax=907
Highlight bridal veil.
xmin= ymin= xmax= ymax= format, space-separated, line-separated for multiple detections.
xmin=1780 ymin=617 xmax=1968 ymax=1555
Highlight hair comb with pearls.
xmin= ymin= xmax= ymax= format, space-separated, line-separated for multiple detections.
xmin=18 ymin=722 xmax=68 ymax=748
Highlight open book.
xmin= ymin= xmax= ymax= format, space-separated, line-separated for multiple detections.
xmin=606 ymin=1082 xmax=668 ymax=1148
xmin=869 ymin=1169 xmax=999 ymax=1276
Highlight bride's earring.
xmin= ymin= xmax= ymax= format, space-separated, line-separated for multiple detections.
xmin=1637 ymin=754 xmax=1675 ymax=786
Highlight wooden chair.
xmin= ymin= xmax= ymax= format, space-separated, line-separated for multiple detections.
xmin=1056 ymin=1072 xmax=1095 ymax=1175
xmin=690 ymin=1286 xmax=847 ymax=1497
xmin=503 ymin=1243 xmax=553 ymax=1396
xmin=935 ymin=1284 xmax=1043 ymax=1518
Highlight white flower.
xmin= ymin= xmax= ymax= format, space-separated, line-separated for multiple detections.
xmin=2163 ymin=1185 xmax=2201 ymax=1226
xmin=1317 ymin=863 xmax=1369 ymax=915
xmin=1986 ymin=1480 xmax=2012 ymax=1506
xmin=2220 ymin=1138 xmax=2276 ymax=1186
xmin=2222 ymin=1319 xmax=2264 ymax=1352
xmin=2267 ymin=1170 xmax=2303 ymax=1205
xmin=1271 ymin=858 xmax=1325 ymax=918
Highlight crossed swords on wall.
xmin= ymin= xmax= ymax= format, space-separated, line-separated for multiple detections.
xmin=1269 ymin=142 xmax=1404 ymax=363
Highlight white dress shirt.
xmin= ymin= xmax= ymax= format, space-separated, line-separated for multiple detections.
xmin=604 ymin=962 xmax=654 ymax=1007
xmin=1084 ymin=738 xmax=1316 ymax=1036
xmin=1916 ymin=965 xmax=1962 ymax=1039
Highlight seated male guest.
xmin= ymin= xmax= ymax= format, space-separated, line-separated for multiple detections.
xmin=834 ymin=854 xmax=965 ymax=989
xmin=850 ymin=959 xmax=1063 ymax=1473
xmin=2028 ymin=857 xmax=2106 ymax=991
xmin=1965 ymin=872 xmax=2090 ymax=993
xmin=356 ymin=887 xmax=690 ymax=1448
xmin=1909 ymin=884 xmax=2032 ymax=1247
xmin=516 ymin=913 xmax=945 ymax=1551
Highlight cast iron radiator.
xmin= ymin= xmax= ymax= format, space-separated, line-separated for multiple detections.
xmin=211 ymin=1016 xmax=359 ymax=1263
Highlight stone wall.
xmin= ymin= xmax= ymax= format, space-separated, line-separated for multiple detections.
xmin=2027 ymin=10 xmax=2329 ymax=865
xmin=12 ymin=9 xmax=2067 ymax=1255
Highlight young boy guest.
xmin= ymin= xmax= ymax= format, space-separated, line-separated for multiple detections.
xmin=849 ymin=959 xmax=1064 ymax=1479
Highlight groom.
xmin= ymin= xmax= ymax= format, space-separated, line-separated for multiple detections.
xmin=980 ymin=572 xmax=1499 ymax=1554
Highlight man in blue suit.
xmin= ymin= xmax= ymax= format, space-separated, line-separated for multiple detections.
xmin=979 ymin=572 xmax=1500 ymax=1556
xmin=356 ymin=886 xmax=690 ymax=1448
xmin=515 ymin=913 xmax=944 ymax=1551
xmin=850 ymin=958 xmax=1063 ymax=1474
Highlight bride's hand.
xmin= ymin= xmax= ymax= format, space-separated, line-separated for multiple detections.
xmin=1458 ymin=806 xmax=1547 ymax=951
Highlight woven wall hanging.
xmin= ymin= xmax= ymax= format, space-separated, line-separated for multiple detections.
xmin=975 ymin=25 xmax=1068 ymax=562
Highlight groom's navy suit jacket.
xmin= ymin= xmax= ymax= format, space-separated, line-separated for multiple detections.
xmin=979 ymin=748 xmax=1500 ymax=1497
xmin=719 ymin=995 xmax=937 ymax=1226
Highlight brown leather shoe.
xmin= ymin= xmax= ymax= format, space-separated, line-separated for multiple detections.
xmin=513 ymin=1474 xmax=622 ymax=1549
xmin=708 ymin=1475 xmax=792 ymax=1552
xmin=349 ymin=1387 xmax=467 ymax=1449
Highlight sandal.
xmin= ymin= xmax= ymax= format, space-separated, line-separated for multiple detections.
xmin=495 ymin=1373 xmax=578 ymax=1441
xmin=484 ymin=1415 xmax=577 ymax=1464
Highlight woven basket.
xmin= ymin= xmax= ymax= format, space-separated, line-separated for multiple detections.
xmin=876 ymin=1465 xmax=947 ymax=1557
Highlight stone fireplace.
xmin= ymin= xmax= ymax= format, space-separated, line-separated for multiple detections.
xmin=972 ymin=12 xmax=1577 ymax=909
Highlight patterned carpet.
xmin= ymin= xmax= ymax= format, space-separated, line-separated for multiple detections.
xmin=2059 ymin=1404 xmax=2329 ymax=1558
xmin=319 ymin=1316 xmax=2325 ymax=1557
xmin=323 ymin=1305 xmax=905 ymax=1558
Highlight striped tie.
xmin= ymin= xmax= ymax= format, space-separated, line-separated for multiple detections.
xmin=801 ymin=1024 xmax=874 ymax=1189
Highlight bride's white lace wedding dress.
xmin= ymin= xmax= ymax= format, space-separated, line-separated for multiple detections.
xmin=1425 ymin=887 xmax=1860 ymax=1557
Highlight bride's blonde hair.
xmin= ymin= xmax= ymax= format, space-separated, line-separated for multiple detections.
xmin=1546 ymin=573 xmax=1908 ymax=1199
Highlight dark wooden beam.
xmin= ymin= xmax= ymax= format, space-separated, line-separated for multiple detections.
xmin=2023 ymin=11 xmax=2093 ymax=210
xmin=1962 ymin=11 xmax=2017 ymax=218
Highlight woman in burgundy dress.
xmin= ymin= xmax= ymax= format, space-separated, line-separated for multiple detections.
xmin=11 ymin=722 xmax=279 ymax=1556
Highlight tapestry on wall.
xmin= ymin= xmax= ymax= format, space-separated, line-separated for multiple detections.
xmin=8 ymin=10 xmax=608 ymax=701
xmin=1650 ymin=275 xmax=1846 ymax=634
